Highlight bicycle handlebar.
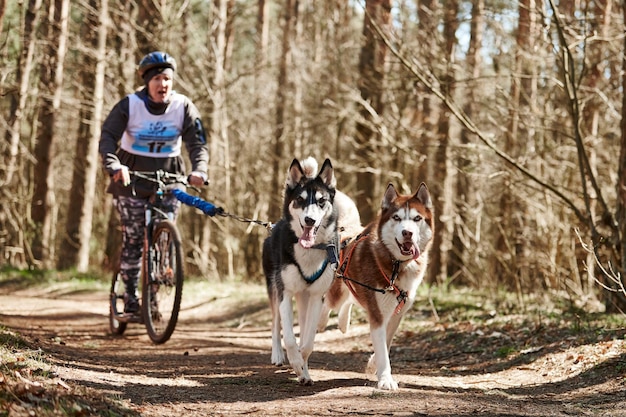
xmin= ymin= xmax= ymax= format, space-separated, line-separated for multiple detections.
xmin=128 ymin=170 xmax=220 ymax=215
xmin=127 ymin=170 xmax=211 ymax=195
xmin=129 ymin=170 xmax=188 ymax=186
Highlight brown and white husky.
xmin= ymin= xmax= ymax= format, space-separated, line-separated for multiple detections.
xmin=319 ymin=182 xmax=434 ymax=390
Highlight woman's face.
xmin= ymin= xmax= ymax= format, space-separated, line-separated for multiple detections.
xmin=147 ymin=72 xmax=173 ymax=103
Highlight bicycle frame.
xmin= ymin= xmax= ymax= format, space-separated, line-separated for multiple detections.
xmin=131 ymin=169 xmax=185 ymax=218
xmin=109 ymin=170 xmax=188 ymax=344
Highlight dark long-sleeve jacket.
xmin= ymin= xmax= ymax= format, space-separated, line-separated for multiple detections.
xmin=99 ymin=88 xmax=209 ymax=198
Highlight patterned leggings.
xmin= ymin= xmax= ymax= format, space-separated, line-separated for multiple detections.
xmin=115 ymin=195 xmax=180 ymax=292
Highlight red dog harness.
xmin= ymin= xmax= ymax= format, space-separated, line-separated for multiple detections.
xmin=337 ymin=234 xmax=410 ymax=315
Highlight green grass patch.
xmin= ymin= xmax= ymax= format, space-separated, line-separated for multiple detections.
xmin=0 ymin=267 xmax=110 ymax=293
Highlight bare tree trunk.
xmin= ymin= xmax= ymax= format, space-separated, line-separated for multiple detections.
xmin=580 ymin=0 xmax=611 ymax=306
xmin=292 ymin=0 xmax=304 ymax=156
xmin=103 ymin=0 xmax=137 ymax=270
xmin=0 ymin=0 xmax=6 ymax=40
xmin=238 ymin=0 xmax=272 ymax=281
xmin=224 ymin=0 xmax=235 ymax=73
xmin=112 ymin=1 xmax=137 ymax=96
xmin=494 ymin=0 xmax=536 ymax=292
xmin=413 ymin=0 xmax=437 ymax=191
xmin=210 ymin=0 xmax=232 ymax=280
xmin=427 ymin=0 xmax=458 ymax=285
xmin=58 ymin=0 xmax=108 ymax=271
xmin=31 ymin=0 xmax=69 ymax=267
xmin=269 ymin=0 xmax=296 ymax=221
xmin=256 ymin=0 xmax=270 ymax=64
xmin=2 ymin=0 xmax=42 ymax=188
xmin=137 ymin=0 xmax=159 ymax=51
xmin=449 ymin=0 xmax=483 ymax=285
xmin=355 ymin=0 xmax=391 ymax=224
xmin=0 ymin=0 xmax=42 ymax=266
xmin=611 ymin=2 xmax=626 ymax=312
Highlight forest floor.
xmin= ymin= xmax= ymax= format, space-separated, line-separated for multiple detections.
xmin=0 ymin=271 xmax=625 ymax=416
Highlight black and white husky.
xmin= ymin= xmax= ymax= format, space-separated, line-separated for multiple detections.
xmin=263 ymin=157 xmax=359 ymax=385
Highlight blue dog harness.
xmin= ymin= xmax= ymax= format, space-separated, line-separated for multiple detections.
xmin=296 ymin=236 xmax=339 ymax=284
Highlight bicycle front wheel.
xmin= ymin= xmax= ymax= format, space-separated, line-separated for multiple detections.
xmin=142 ymin=219 xmax=184 ymax=344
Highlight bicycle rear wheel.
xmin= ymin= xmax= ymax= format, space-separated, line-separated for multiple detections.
xmin=142 ymin=219 xmax=184 ymax=344
xmin=109 ymin=271 xmax=127 ymax=335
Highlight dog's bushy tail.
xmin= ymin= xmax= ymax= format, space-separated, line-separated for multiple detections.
xmin=301 ymin=157 xmax=318 ymax=179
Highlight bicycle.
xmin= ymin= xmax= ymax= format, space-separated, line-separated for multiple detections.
xmin=109 ymin=170 xmax=195 ymax=344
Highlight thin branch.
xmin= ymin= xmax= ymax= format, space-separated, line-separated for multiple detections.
xmin=575 ymin=228 xmax=626 ymax=296
xmin=547 ymin=0 xmax=617 ymax=236
xmin=367 ymin=13 xmax=588 ymax=225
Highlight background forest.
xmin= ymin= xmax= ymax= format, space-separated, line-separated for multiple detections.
xmin=1 ymin=0 xmax=626 ymax=312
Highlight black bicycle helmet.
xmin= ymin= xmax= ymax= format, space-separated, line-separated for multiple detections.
xmin=137 ymin=51 xmax=177 ymax=78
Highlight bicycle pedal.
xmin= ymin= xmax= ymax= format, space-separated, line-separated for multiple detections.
xmin=128 ymin=312 xmax=143 ymax=322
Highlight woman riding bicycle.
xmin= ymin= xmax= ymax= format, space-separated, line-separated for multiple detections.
xmin=99 ymin=51 xmax=209 ymax=315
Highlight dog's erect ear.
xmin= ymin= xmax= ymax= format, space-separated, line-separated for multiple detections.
xmin=286 ymin=158 xmax=305 ymax=188
xmin=318 ymin=158 xmax=336 ymax=188
xmin=414 ymin=183 xmax=432 ymax=209
xmin=382 ymin=183 xmax=398 ymax=209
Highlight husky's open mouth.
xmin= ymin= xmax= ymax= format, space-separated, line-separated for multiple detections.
xmin=397 ymin=239 xmax=420 ymax=259
xmin=299 ymin=225 xmax=319 ymax=248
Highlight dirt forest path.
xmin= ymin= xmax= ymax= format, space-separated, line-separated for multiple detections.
xmin=1 ymin=280 xmax=625 ymax=417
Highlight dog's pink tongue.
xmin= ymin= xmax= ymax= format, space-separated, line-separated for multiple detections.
xmin=299 ymin=226 xmax=316 ymax=248
xmin=412 ymin=244 xmax=421 ymax=260
xmin=401 ymin=242 xmax=420 ymax=259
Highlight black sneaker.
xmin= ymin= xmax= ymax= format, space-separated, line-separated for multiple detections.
xmin=124 ymin=293 xmax=140 ymax=314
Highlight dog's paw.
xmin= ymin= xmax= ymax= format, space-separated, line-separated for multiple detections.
xmin=271 ymin=349 xmax=286 ymax=366
xmin=377 ymin=375 xmax=398 ymax=391
xmin=298 ymin=376 xmax=314 ymax=386
xmin=290 ymin=358 xmax=305 ymax=375
xmin=289 ymin=354 xmax=313 ymax=385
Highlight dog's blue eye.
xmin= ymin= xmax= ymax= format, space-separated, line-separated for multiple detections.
xmin=414 ymin=215 xmax=422 ymax=222
xmin=393 ymin=214 xmax=401 ymax=221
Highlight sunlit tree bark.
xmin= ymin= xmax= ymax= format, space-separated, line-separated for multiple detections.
xmin=58 ymin=0 xmax=108 ymax=271
xmin=611 ymin=2 xmax=626 ymax=312
xmin=427 ymin=0 xmax=458 ymax=285
xmin=576 ymin=0 xmax=611 ymax=306
xmin=494 ymin=0 xmax=537 ymax=291
xmin=0 ymin=0 xmax=5 ymax=45
xmin=449 ymin=0 xmax=483 ymax=284
xmin=30 ymin=0 xmax=69 ymax=266
xmin=268 ymin=0 xmax=296 ymax=221
xmin=0 ymin=0 xmax=43 ymax=266
xmin=2 ymin=0 xmax=42 ymax=190
xmin=209 ymin=0 xmax=232 ymax=279
xmin=413 ymin=0 xmax=437 ymax=191
xmin=355 ymin=0 xmax=391 ymax=224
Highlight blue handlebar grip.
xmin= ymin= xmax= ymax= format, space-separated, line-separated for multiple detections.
xmin=172 ymin=189 xmax=222 ymax=216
